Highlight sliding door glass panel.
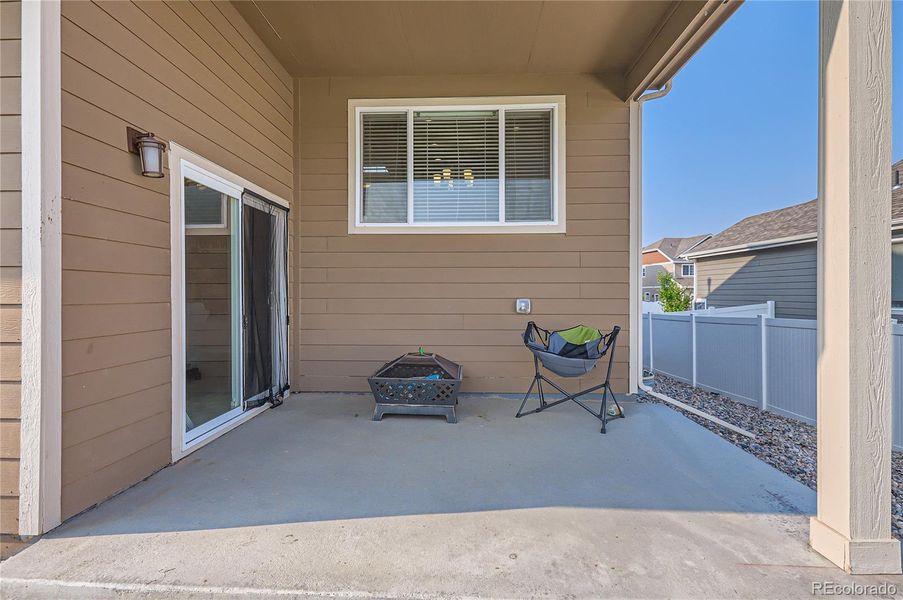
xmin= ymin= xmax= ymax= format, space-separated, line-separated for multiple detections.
xmin=184 ymin=177 xmax=241 ymax=434
xmin=242 ymin=201 xmax=274 ymax=405
xmin=241 ymin=193 xmax=289 ymax=408
xmin=272 ymin=206 xmax=289 ymax=395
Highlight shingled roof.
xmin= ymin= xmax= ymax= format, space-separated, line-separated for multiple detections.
xmin=686 ymin=200 xmax=817 ymax=256
xmin=687 ymin=159 xmax=903 ymax=258
xmin=643 ymin=235 xmax=711 ymax=262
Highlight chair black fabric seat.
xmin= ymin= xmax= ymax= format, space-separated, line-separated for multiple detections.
xmin=516 ymin=321 xmax=624 ymax=433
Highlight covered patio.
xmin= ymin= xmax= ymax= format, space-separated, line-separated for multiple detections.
xmin=5 ymin=0 xmax=899 ymax=589
xmin=2 ymin=395 xmax=895 ymax=598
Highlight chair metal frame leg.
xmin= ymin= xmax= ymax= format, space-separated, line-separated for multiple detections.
xmin=515 ymin=333 xmax=625 ymax=433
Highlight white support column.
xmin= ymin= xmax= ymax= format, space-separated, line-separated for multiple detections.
xmin=630 ymin=86 xmax=672 ymax=393
xmin=19 ymin=0 xmax=62 ymax=536
xmin=810 ymin=0 xmax=900 ymax=574
xmin=628 ymin=101 xmax=642 ymax=394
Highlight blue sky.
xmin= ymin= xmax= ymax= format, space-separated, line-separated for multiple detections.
xmin=642 ymin=0 xmax=902 ymax=245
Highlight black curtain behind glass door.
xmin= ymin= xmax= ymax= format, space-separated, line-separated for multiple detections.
xmin=242 ymin=203 xmax=273 ymax=406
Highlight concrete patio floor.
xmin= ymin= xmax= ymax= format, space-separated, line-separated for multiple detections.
xmin=2 ymin=394 xmax=901 ymax=599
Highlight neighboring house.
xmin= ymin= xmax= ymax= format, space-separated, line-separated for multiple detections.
xmin=0 ymin=0 xmax=742 ymax=551
xmin=684 ymin=159 xmax=903 ymax=319
xmin=641 ymin=235 xmax=711 ymax=302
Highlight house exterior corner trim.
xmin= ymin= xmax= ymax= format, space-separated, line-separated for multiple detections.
xmin=19 ymin=0 xmax=62 ymax=536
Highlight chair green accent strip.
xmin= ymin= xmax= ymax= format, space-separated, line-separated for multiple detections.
xmin=556 ymin=325 xmax=602 ymax=346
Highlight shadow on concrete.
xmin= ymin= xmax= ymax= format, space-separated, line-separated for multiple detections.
xmin=49 ymin=395 xmax=815 ymax=538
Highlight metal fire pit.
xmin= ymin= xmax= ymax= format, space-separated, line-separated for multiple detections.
xmin=368 ymin=353 xmax=463 ymax=423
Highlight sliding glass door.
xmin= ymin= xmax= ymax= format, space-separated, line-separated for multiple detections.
xmin=180 ymin=162 xmax=288 ymax=446
xmin=183 ymin=173 xmax=242 ymax=440
xmin=241 ymin=193 xmax=289 ymax=409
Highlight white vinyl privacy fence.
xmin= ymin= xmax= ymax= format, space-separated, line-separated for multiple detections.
xmin=643 ymin=313 xmax=903 ymax=451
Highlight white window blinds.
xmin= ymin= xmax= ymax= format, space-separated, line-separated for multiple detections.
xmin=360 ymin=112 xmax=408 ymax=223
xmin=354 ymin=100 xmax=561 ymax=230
xmin=413 ymin=110 xmax=500 ymax=223
xmin=505 ymin=110 xmax=552 ymax=222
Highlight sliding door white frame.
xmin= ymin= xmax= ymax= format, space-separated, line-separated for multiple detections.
xmin=179 ymin=161 xmax=243 ymax=448
xmin=168 ymin=143 xmax=289 ymax=462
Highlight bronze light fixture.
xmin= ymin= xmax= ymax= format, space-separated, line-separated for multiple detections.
xmin=126 ymin=127 xmax=166 ymax=178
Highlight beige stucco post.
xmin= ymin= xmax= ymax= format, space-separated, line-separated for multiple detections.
xmin=810 ymin=0 xmax=900 ymax=574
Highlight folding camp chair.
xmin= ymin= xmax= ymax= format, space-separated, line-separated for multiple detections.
xmin=515 ymin=322 xmax=624 ymax=433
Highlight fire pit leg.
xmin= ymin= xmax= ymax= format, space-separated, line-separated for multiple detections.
xmin=444 ymin=406 xmax=457 ymax=424
xmin=370 ymin=404 xmax=457 ymax=423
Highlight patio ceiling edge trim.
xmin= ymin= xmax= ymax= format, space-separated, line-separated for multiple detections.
xmin=626 ymin=0 xmax=744 ymax=101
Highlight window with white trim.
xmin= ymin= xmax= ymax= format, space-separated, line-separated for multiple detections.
xmin=350 ymin=97 xmax=565 ymax=233
xmin=681 ymin=264 xmax=695 ymax=277
xmin=185 ymin=180 xmax=228 ymax=229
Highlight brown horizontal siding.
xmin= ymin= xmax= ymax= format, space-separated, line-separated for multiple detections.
xmin=0 ymin=79 xmax=19 ymax=116
xmin=296 ymin=282 xmax=628 ymax=300
xmin=0 ymin=116 xmax=19 ymax=152
xmin=0 ymin=382 xmax=19 ymax=418
xmin=59 ymin=0 xmax=292 ymax=521
xmin=0 ymin=307 xmax=19 ymax=342
xmin=0 ymin=457 xmax=18 ymax=495
xmin=0 ymin=42 xmax=19 ymax=78
xmin=0 ymin=1 xmax=20 ymax=42
xmin=60 ymin=16 xmax=289 ymax=196
xmin=695 ymin=243 xmax=817 ymax=319
xmin=61 ymin=437 xmax=170 ymax=520
xmin=62 ymin=356 xmax=170 ymax=414
xmin=0 ymin=419 xmax=19 ymax=460
xmin=320 ymin=235 xmax=629 ymax=253
xmin=0 ymin=495 xmax=17 ymax=540
xmin=66 ymin=1 xmax=290 ymax=163
xmin=299 ymin=251 xmax=627 ymax=269
xmin=300 ymin=267 xmax=627 ymax=284
xmin=0 ymin=0 xmax=21 ymax=537
xmin=295 ymin=74 xmax=630 ymax=394
xmin=302 ymin=297 xmax=626 ymax=316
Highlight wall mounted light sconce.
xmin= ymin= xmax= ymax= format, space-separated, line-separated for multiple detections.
xmin=126 ymin=127 xmax=166 ymax=178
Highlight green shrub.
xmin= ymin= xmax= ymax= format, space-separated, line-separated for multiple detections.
xmin=657 ymin=270 xmax=692 ymax=312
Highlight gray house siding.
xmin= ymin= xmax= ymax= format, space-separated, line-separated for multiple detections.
xmin=642 ymin=262 xmax=695 ymax=299
xmin=642 ymin=263 xmax=670 ymax=291
xmin=695 ymin=243 xmax=817 ymax=319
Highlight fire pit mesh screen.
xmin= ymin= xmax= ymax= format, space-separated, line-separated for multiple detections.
xmin=368 ymin=353 xmax=462 ymax=406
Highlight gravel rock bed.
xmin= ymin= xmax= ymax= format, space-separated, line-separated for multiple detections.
xmin=638 ymin=373 xmax=903 ymax=540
